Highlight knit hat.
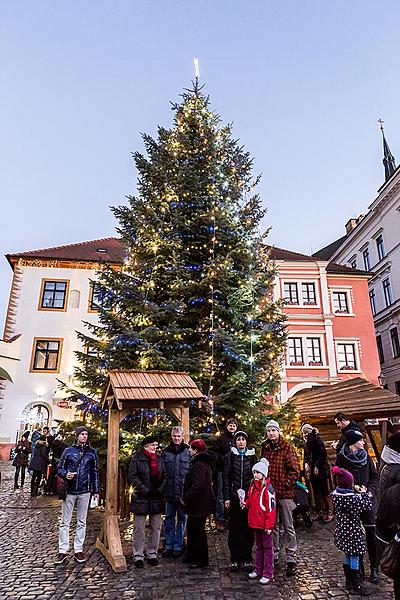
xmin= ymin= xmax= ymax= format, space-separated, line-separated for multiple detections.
xmin=345 ymin=429 xmax=364 ymax=446
xmin=234 ymin=430 xmax=249 ymax=443
xmin=74 ymin=426 xmax=89 ymax=439
xmin=226 ymin=418 xmax=238 ymax=427
xmin=252 ymin=458 xmax=269 ymax=478
xmin=190 ymin=439 xmax=207 ymax=453
xmin=265 ymin=419 xmax=281 ymax=432
xmin=332 ymin=465 xmax=354 ymax=489
xmin=301 ymin=423 xmax=314 ymax=435
xmin=386 ymin=433 xmax=400 ymax=454
xmin=140 ymin=435 xmax=158 ymax=447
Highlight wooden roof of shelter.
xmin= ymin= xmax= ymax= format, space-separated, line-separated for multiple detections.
xmin=293 ymin=377 xmax=400 ymax=424
xmin=102 ymin=370 xmax=204 ymax=410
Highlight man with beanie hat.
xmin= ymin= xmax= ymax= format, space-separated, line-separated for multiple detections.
xmin=223 ymin=430 xmax=256 ymax=571
xmin=379 ymin=432 xmax=400 ymax=494
xmin=213 ymin=417 xmax=238 ymax=531
xmin=336 ymin=430 xmax=379 ymax=583
xmin=261 ymin=419 xmax=300 ymax=576
xmin=55 ymin=426 xmax=99 ymax=564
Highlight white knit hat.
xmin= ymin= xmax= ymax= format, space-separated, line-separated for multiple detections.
xmin=252 ymin=458 xmax=269 ymax=478
xmin=265 ymin=419 xmax=281 ymax=432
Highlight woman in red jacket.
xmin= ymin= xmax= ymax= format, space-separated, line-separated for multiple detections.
xmin=242 ymin=458 xmax=276 ymax=585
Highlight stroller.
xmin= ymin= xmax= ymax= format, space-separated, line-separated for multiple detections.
xmin=293 ymin=480 xmax=312 ymax=528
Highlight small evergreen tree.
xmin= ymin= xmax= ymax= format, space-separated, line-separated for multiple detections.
xmin=68 ymin=81 xmax=286 ymax=435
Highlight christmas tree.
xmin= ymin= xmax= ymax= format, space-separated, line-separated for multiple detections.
xmin=69 ymin=80 xmax=286 ymax=437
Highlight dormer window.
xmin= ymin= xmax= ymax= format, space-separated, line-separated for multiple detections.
xmin=96 ymin=248 xmax=107 ymax=253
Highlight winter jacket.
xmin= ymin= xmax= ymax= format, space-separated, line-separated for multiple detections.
xmin=28 ymin=440 xmax=49 ymax=473
xmin=12 ymin=439 xmax=32 ymax=467
xmin=214 ymin=431 xmax=235 ymax=471
xmin=58 ymin=444 xmax=99 ymax=495
xmin=336 ymin=420 xmax=361 ymax=453
xmin=336 ymin=444 xmax=379 ymax=522
xmin=261 ymin=436 xmax=300 ymax=500
xmin=245 ymin=479 xmax=276 ymax=531
xmin=376 ymin=483 xmax=400 ymax=545
xmin=222 ymin=446 xmax=257 ymax=502
xmin=304 ymin=430 xmax=330 ymax=480
xmin=379 ymin=445 xmax=400 ymax=495
xmin=162 ymin=442 xmax=190 ymax=502
xmin=183 ymin=453 xmax=215 ymax=518
xmin=332 ymin=487 xmax=372 ymax=555
xmin=51 ymin=439 xmax=67 ymax=462
xmin=128 ymin=450 xmax=167 ymax=515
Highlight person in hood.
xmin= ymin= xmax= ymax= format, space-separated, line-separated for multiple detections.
xmin=54 ymin=426 xmax=99 ymax=565
xmin=243 ymin=458 xmax=276 ymax=585
xmin=379 ymin=432 xmax=400 ymax=494
xmin=335 ymin=429 xmax=379 ymax=583
xmin=261 ymin=420 xmax=300 ymax=576
xmin=331 ymin=466 xmax=372 ymax=596
xmin=162 ymin=426 xmax=190 ymax=559
xmin=182 ymin=439 xmax=215 ymax=569
xmin=28 ymin=434 xmax=49 ymax=496
xmin=12 ymin=431 xmax=31 ymax=489
xmin=332 ymin=412 xmax=361 ymax=453
xmin=128 ymin=435 xmax=168 ymax=569
xmin=223 ymin=430 xmax=257 ymax=571
xmin=213 ymin=417 xmax=238 ymax=531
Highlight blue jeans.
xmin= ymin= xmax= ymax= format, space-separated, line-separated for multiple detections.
xmin=215 ymin=471 xmax=225 ymax=523
xmin=164 ymin=501 xmax=187 ymax=551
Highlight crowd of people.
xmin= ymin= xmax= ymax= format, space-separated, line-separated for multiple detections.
xmin=9 ymin=414 xmax=400 ymax=596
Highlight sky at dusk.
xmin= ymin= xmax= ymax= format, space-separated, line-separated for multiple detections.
xmin=1 ymin=1 xmax=400 ymax=323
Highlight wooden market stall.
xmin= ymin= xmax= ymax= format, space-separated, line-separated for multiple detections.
xmin=96 ymin=369 xmax=204 ymax=573
xmin=293 ymin=377 xmax=400 ymax=460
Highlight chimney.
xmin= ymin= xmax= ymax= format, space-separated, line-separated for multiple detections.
xmin=345 ymin=219 xmax=357 ymax=235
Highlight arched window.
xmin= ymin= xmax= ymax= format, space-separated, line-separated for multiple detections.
xmin=19 ymin=403 xmax=51 ymax=435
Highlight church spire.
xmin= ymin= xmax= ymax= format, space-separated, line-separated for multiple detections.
xmin=379 ymin=118 xmax=396 ymax=181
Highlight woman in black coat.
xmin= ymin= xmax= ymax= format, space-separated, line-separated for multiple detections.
xmin=12 ymin=431 xmax=31 ymax=489
xmin=127 ymin=436 xmax=167 ymax=568
xmin=302 ymin=424 xmax=333 ymax=522
xmin=376 ymin=483 xmax=400 ymax=600
xmin=182 ymin=439 xmax=215 ymax=569
xmin=28 ymin=436 xmax=49 ymax=496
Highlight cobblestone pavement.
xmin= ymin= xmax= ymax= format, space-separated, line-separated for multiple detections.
xmin=0 ymin=461 xmax=395 ymax=599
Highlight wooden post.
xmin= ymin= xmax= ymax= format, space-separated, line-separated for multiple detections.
xmin=181 ymin=406 xmax=190 ymax=440
xmin=96 ymin=405 xmax=127 ymax=573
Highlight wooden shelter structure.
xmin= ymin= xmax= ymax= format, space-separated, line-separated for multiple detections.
xmin=293 ymin=377 xmax=400 ymax=459
xmin=96 ymin=370 xmax=204 ymax=573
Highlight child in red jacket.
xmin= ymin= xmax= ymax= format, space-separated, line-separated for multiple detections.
xmin=241 ymin=458 xmax=276 ymax=584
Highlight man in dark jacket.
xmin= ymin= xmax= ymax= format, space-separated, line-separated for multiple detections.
xmin=335 ymin=429 xmax=380 ymax=583
xmin=28 ymin=435 xmax=49 ymax=496
xmin=376 ymin=483 xmax=400 ymax=600
xmin=332 ymin=412 xmax=361 ymax=453
xmin=128 ymin=435 xmax=168 ymax=568
xmin=261 ymin=419 xmax=300 ymax=576
xmin=54 ymin=426 xmax=99 ymax=565
xmin=213 ymin=418 xmax=237 ymax=531
xmin=223 ymin=430 xmax=257 ymax=570
xmin=162 ymin=426 xmax=190 ymax=558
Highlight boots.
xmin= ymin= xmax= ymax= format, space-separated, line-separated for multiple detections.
xmin=369 ymin=563 xmax=379 ymax=583
xmin=343 ymin=564 xmax=352 ymax=590
xmin=349 ymin=570 xmax=371 ymax=596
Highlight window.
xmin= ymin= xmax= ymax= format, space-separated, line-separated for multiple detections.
xmin=337 ymin=343 xmax=357 ymax=370
xmin=332 ymin=291 xmax=349 ymax=314
xmin=288 ymin=338 xmax=303 ymax=365
xmin=307 ymin=338 xmax=322 ymax=365
xmin=395 ymin=381 xmax=400 ymax=396
xmin=350 ymin=259 xmax=357 ymax=269
xmin=85 ymin=344 xmax=99 ymax=367
xmin=363 ymin=249 xmax=371 ymax=271
xmin=390 ymin=328 xmax=400 ymax=358
xmin=39 ymin=280 xmax=69 ymax=310
xmin=284 ymin=282 xmax=299 ymax=305
xmin=302 ymin=283 xmax=316 ymax=305
xmin=376 ymin=234 xmax=385 ymax=261
xmin=383 ymin=278 xmax=393 ymax=307
xmin=89 ymin=282 xmax=104 ymax=312
xmin=30 ymin=338 xmax=62 ymax=372
xmin=369 ymin=289 xmax=377 ymax=316
xmin=376 ymin=335 xmax=385 ymax=364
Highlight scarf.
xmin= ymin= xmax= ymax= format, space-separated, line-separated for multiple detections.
xmin=143 ymin=449 xmax=160 ymax=479
xmin=340 ymin=443 xmax=368 ymax=467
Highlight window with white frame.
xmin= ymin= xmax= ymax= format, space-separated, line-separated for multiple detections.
xmin=306 ymin=338 xmax=322 ymax=365
xmin=302 ymin=282 xmax=316 ymax=305
xmin=332 ymin=291 xmax=350 ymax=314
xmin=288 ymin=338 xmax=303 ymax=365
xmin=376 ymin=234 xmax=385 ymax=261
xmin=337 ymin=343 xmax=357 ymax=370
xmin=376 ymin=335 xmax=385 ymax=364
xmin=284 ymin=282 xmax=299 ymax=305
xmin=362 ymin=248 xmax=371 ymax=271
xmin=390 ymin=327 xmax=400 ymax=358
xmin=350 ymin=259 xmax=357 ymax=269
xmin=383 ymin=278 xmax=393 ymax=307
xmin=369 ymin=289 xmax=377 ymax=316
